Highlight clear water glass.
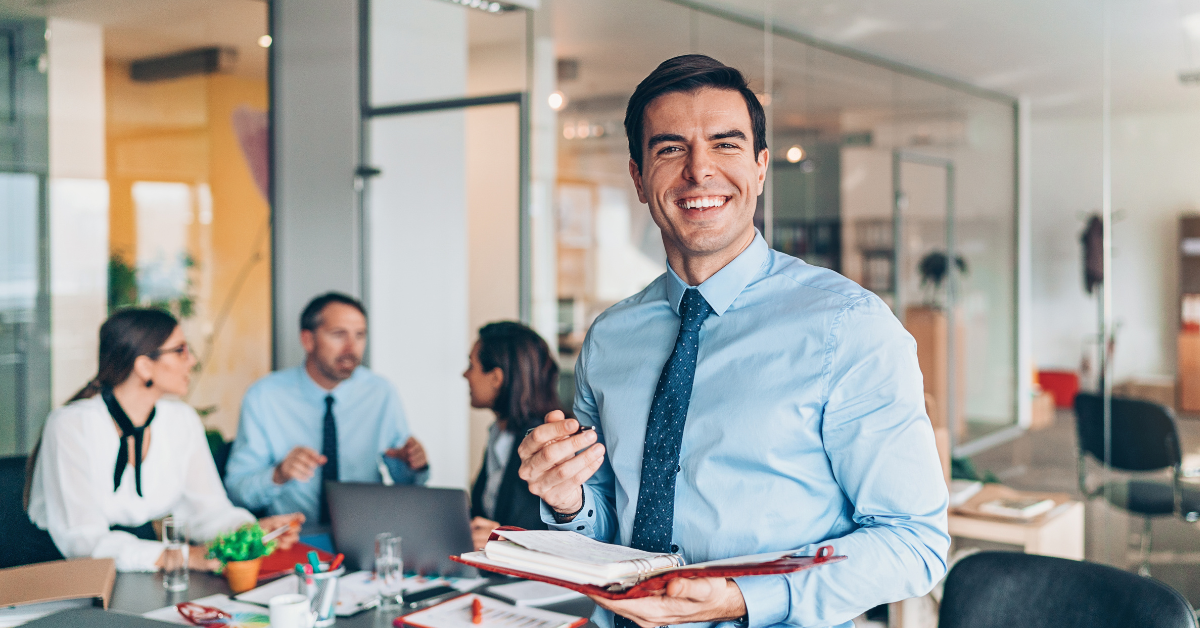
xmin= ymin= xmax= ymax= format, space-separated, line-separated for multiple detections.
xmin=374 ymin=533 xmax=403 ymax=610
xmin=161 ymin=516 xmax=189 ymax=592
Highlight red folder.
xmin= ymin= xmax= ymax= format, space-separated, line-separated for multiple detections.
xmin=257 ymin=542 xmax=335 ymax=582
xmin=449 ymin=528 xmax=846 ymax=600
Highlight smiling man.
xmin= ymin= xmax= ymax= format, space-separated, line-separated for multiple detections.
xmin=518 ymin=55 xmax=949 ymax=628
xmin=225 ymin=292 xmax=429 ymax=524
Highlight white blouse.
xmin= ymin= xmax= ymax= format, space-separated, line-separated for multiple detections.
xmin=28 ymin=396 xmax=256 ymax=572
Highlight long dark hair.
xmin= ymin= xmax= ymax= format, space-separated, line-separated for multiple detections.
xmin=26 ymin=308 xmax=178 ymax=509
xmin=476 ymin=321 xmax=563 ymax=435
xmin=68 ymin=308 xmax=179 ymax=402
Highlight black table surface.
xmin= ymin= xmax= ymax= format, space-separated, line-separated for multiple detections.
xmin=106 ymin=571 xmax=597 ymax=627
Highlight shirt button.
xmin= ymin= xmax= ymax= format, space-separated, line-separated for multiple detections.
xmin=675 ymin=465 xmax=681 ymax=473
xmin=670 ymin=544 xmax=679 ymax=553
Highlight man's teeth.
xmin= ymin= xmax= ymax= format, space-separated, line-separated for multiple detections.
xmin=681 ymin=197 xmax=727 ymax=209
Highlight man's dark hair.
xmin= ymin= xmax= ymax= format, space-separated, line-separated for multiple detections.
xmin=300 ymin=292 xmax=367 ymax=332
xmin=624 ymin=54 xmax=767 ymax=172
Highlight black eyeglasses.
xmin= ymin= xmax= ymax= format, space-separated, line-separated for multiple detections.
xmin=151 ymin=343 xmax=190 ymax=359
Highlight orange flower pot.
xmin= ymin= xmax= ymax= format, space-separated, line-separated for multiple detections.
xmin=223 ymin=557 xmax=263 ymax=593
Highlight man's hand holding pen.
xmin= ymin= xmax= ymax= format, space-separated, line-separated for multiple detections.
xmin=517 ymin=411 xmax=604 ymax=519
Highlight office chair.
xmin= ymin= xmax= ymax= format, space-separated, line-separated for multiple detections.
xmin=939 ymin=551 xmax=1197 ymax=628
xmin=0 ymin=456 xmax=63 ymax=568
xmin=1074 ymin=392 xmax=1200 ymax=576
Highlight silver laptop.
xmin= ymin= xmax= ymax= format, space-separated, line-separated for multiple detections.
xmin=326 ymin=482 xmax=477 ymax=576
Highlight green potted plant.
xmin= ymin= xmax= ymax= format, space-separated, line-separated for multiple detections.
xmin=207 ymin=524 xmax=277 ymax=593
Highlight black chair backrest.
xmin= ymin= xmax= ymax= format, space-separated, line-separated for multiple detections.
xmin=0 ymin=455 xmax=63 ymax=568
xmin=1074 ymin=392 xmax=1181 ymax=472
xmin=940 ymin=551 xmax=1197 ymax=628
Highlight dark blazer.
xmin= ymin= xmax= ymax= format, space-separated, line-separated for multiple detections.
xmin=470 ymin=432 xmax=546 ymax=531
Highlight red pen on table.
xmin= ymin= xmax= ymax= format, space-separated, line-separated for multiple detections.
xmin=329 ymin=553 xmax=345 ymax=571
xmin=471 ymin=598 xmax=483 ymax=625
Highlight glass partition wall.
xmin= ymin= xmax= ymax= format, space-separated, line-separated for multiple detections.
xmin=552 ymin=0 xmax=1019 ymax=453
xmin=0 ymin=3 xmax=272 ymax=453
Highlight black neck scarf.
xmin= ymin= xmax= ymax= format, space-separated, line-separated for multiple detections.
xmin=100 ymin=386 xmax=156 ymax=497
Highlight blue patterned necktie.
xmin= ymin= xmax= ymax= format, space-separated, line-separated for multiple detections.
xmin=614 ymin=289 xmax=711 ymax=628
xmin=630 ymin=288 xmax=712 ymax=551
xmin=320 ymin=394 xmax=339 ymax=524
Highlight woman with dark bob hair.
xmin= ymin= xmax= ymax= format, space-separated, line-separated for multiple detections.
xmin=26 ymin=308 xmax=302 ymax=571
xmin=463 ymin=321 xmax=564 ymax=548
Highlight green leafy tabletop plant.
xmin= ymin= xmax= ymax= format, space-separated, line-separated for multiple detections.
xmin=207 ymin=524 xmax=276 ymax=571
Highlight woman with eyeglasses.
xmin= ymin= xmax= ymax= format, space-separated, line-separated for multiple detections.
xmin=26 ymin=308 xmax=303 ymax=571
xmin=463 ymin=321 xmax=565 ymax=549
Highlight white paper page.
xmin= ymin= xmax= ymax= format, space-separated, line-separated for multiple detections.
xmin=687 ymin=549 xmax=805 ymax=568
xmin=143 ymin=594 xmax=270 ymax=625
xmin=487 ymin=581 xmax=585 ymax=607
xmin=495 ymin=531 xmax=669 ymax=565
xmin=462 ymin=551 xmax=616 ymax=587
xmin=402 ymin=594 xmax=581 ymax=628
xmin=233 ymin=574 xmax=300 ymax=605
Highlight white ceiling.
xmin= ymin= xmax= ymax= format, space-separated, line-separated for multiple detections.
xmin=697 ymin=0 xmax=1200 ymax=117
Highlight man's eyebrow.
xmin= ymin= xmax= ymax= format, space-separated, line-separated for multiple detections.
xmin=710 ymin=129 xmax=748 ymax=141
xmin=647 ymin=133 xmax=687 ymax=149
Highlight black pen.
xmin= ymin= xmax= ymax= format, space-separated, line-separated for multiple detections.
xmin=525 ymin=424 xmax=595 ymax=437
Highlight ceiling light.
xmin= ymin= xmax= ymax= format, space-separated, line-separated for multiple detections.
xmin=258 ymin=35 xmax=272 ymax=48
xmin=786 ymin=145 xmax=805 ymax=163
xmin=548 ymin=91 xmax=567 ymax=111
xmin=563 ymin=124 xmax=576 ymax=139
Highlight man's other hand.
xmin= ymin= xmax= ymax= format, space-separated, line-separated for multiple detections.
xmin=386 ymin=436 xmax=428 ymax=470
xmin=590 ymin=577 xmax=747 ymax=628
xmin=470 ymin=516 xmax=501 ymax=550
xmin=272 ymin=446 xmax=326 ymax=485
xmin=517 ymin=411 xmax=605 ymax=517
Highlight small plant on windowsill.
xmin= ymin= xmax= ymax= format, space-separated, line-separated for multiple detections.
xmin=208 ymin=524 xmax=277 ymax=592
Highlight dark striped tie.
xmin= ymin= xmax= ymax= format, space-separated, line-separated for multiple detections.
xmin=320 ymin=394 xmax=339 ymax=524
xmin=615 ymin=288 xmax=711 ymax=628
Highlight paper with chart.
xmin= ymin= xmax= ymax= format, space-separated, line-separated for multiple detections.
xmin=399 ymin=594 xmax=585 ymax=628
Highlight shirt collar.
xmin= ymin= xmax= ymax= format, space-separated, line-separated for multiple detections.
xmin=298 ymin=364 xmax=358 ymax=402
xmin=665 ymin=231 xmax=769 ymax=317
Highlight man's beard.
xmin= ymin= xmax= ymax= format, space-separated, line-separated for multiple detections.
xmin=318 ymin=354 xmax=360 ymax=382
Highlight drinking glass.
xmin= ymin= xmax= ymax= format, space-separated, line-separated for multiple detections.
xmin=161 ymin=516 xmax=189 ymax=592
xmin=374 ymin=533 xmax=403 ymax=610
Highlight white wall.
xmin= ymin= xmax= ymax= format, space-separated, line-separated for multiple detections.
xmin=47 ymin=19 xmax=108 ymax=407
xmin=1031 ymin=110 xmax=1200 ymax=381
xmin=369 ymin=0 xmax=470 ymax=490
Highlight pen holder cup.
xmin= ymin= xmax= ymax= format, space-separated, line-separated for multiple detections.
xmin=300 ymin=564 xmax=345 ymax=627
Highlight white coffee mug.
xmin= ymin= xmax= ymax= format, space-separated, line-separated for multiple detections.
xmin=270 ymin=593 xmax=317 ymax=628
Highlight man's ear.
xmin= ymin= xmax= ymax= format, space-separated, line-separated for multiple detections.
xmin=755 ymin=148 xmax=769 ymax=195
xmin=629 ymin=158 xmax=648 ymax=204
xmin=300 ymin=329 xmax=315 ymax=355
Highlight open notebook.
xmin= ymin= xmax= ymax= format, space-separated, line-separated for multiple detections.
xmin=450 ymin=528 xmax=845 ymax=600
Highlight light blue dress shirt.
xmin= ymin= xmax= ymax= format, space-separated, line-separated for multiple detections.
xmin=542 ymin=233 xmax=949 ymax=628
xmin=225 ymin=366 xmax=429 ymax=521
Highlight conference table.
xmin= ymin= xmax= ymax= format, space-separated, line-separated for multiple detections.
xmin=106 ymin=570 xmax=597 ymax=627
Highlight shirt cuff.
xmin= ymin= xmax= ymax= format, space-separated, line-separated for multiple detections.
xmin=733 ymin=574 xmax=790 ymax=628
xmin=539 ymin=486 xmax=598 ymax=536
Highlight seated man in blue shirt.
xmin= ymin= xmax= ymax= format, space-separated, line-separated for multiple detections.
xmin=518 ymin=55 xmax=949 ymax=628
xmin=225 ymin=293 xmax=429 ymax=523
